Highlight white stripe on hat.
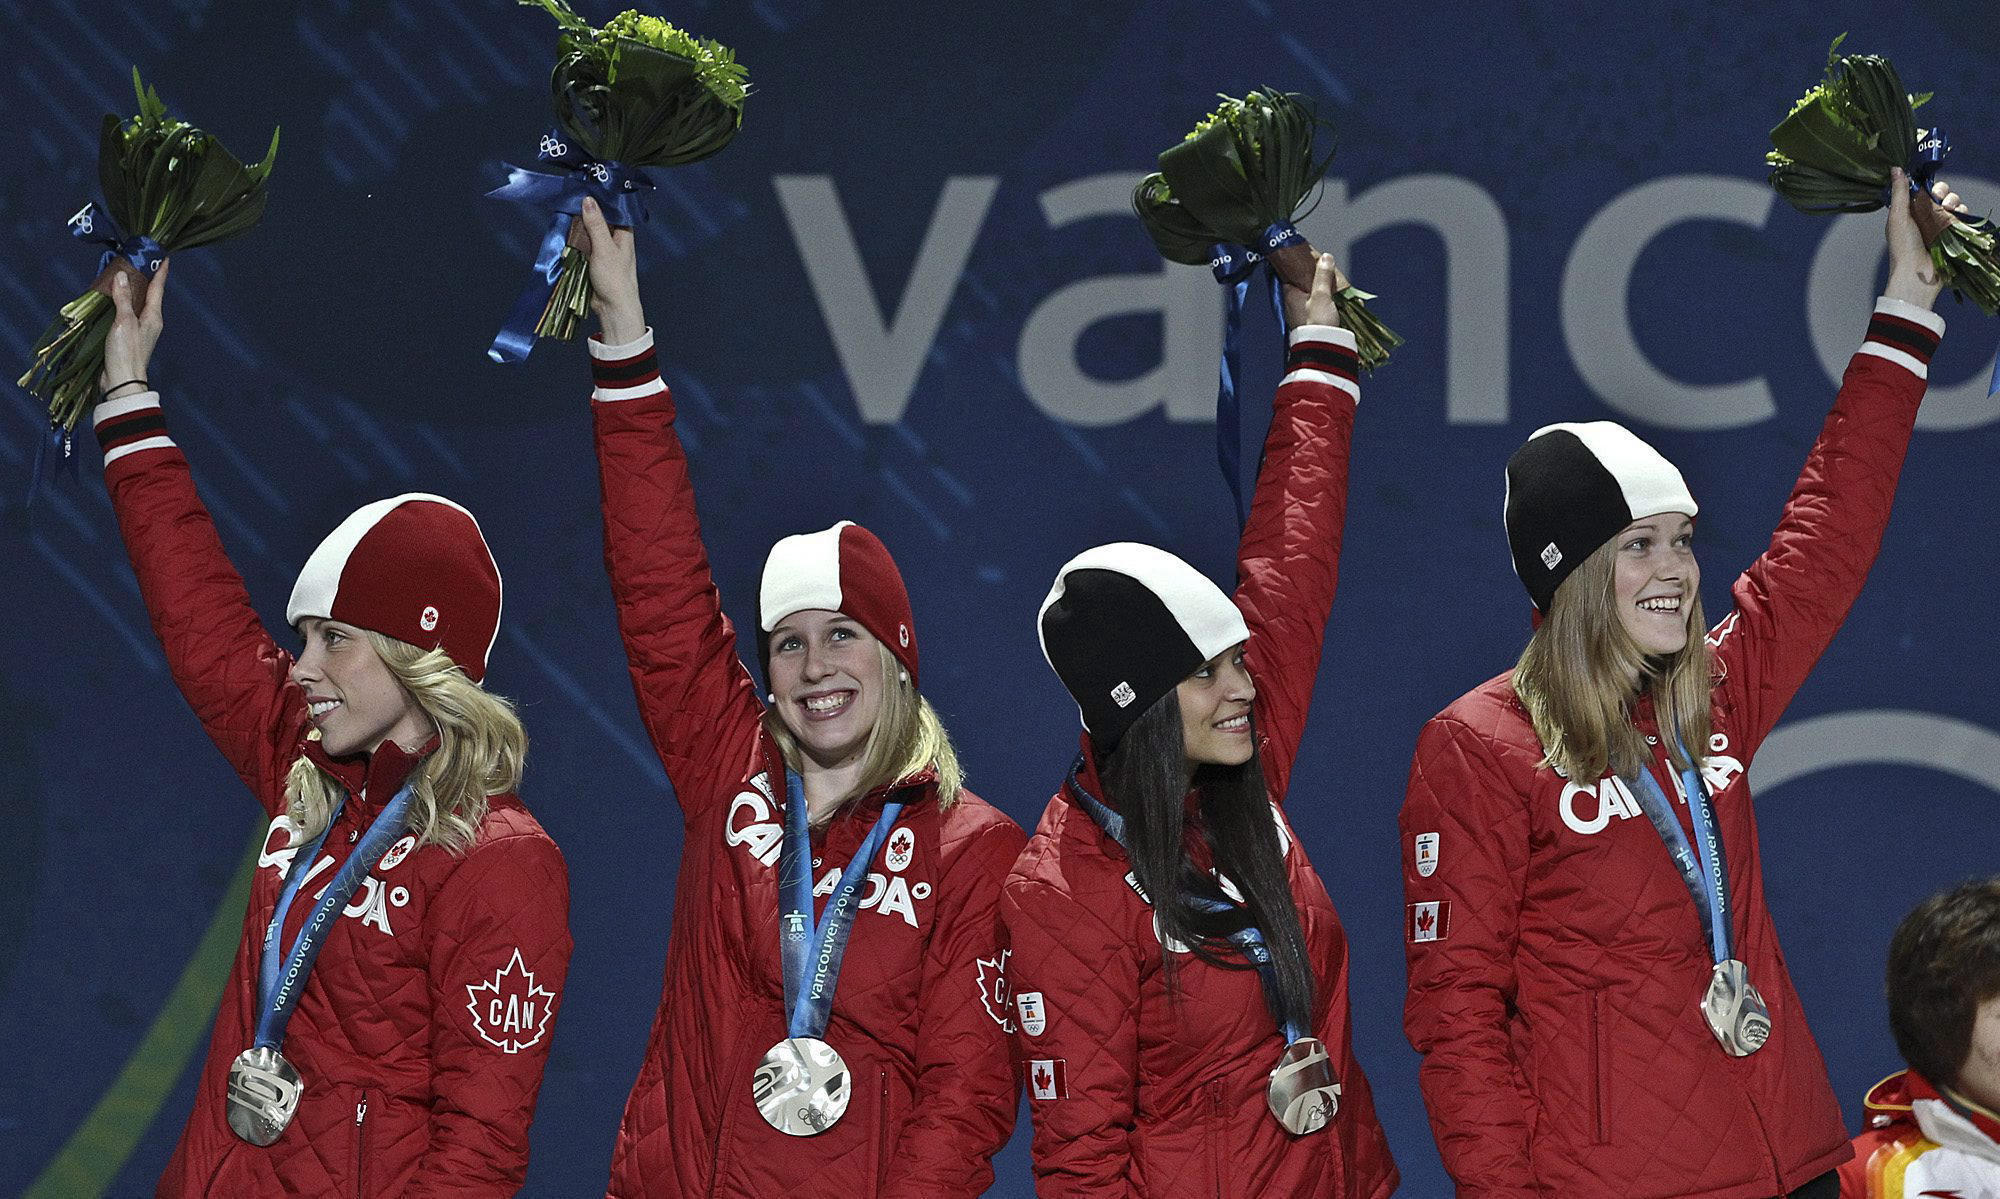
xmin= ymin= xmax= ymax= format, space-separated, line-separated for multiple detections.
xmin=1527 ymin=421 xmax=1697 ymax=522
xmin=1037 ymin=542 xmax=1248 ymax=669
xmin=760 ymin=520 xmax=852 ymax=632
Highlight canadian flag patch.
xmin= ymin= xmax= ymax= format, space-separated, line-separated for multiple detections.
xmin=465 ymin=949 xmax=556 ymax=1053
xmin=1029 ymin=1058 xmax=1068 ymax=1100
xmin=1409 ymin=900 xmax=1451 ymax=944
xmin=976 ymin=950 xmax=1013 ymax=1032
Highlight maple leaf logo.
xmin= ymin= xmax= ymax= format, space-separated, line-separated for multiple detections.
xmin=465 ymin=948 xmax=556 ymax=1054
xmin=976 ymin=950 xmax=1014 ymax=1032
xmin=1416 ymin=907 xmax=1436 ymax=937
xmin=1034 ymin=1063 xmax=1053 ymax=1092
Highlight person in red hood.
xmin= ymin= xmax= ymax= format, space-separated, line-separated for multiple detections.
xmin=571 ymin=198 xmax=1025 ymax=1197
xmin=1841 ymin=878 xmax=2000 ymax=1198
xmin=88 ymin=263 xmax=571 ymax=1196
xmin=1003 ymin=253 xmax=1397 ymax=1198
xmin=1399 ymin=171 xmax=1965 ymax=1199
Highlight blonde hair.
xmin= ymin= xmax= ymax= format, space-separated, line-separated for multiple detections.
xmin=1510 ymin=537 xmax=1713 ymax=782
xmin=764 ymin=642 xmax=963 ymax=818
xmin=285 ymin=632 xmax=527 ymax=855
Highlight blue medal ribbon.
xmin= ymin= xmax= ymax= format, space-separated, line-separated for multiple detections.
xmin=486 ymin=130 xmax=654 ymax=365
xmin=1625 ymin=743 xmax=1733 ymax=966
xmin=1208 ymin=223 xmax=1303 ymax=527
xmin=253 ymin=784 xmax=416 ymax=1050
xmin=776 ymin=771 xmax=906 ymax=1039
xmin=1065 ymin=759 xmax=1307 ymax=1045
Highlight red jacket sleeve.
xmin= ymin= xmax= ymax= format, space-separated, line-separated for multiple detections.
xmin=1002 ymin=866 xmax=1144 ymax=1198
xmin=1400 ymin=715 xmax=1539 ymax=1199
xmin=406 ymin=823 xmax=572 ymax=1197
xmin=882 ymin=815 xmax=1027 ymax=1199
xmin=588 ymin=330 xmax=766 ymax=811
xmin=1707 ymin=298 xmax=1942 ymax=749
xmin=95 ymin=393 xmax=307 ymax=816
xmin=1235 ymin=325 xmax=1359 ymax=797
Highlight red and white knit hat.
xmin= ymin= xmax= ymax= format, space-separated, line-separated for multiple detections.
xmin=755 ymin=521 xmax=918 ymax=687
xmin=286 ymin=494 xmax=503 ymax=682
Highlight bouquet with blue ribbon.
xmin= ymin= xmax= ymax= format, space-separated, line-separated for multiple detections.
xmin=1767 ymin=36 xmax=2000 ymax=313
xmin=1134 ymin=88 xmax=1403 ymax=371
xmin=488 ymin=1 xmax=748 ymax=363
xmin=19 ymin=69 xmax=278 ymax=438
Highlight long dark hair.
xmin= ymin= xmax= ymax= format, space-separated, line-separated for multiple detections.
xmin=1099 ymin=691 xmax=1314 ymax=1034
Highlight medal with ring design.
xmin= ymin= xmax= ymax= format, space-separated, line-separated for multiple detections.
xmin=1701 ymin=958 xmax=1771 ymax=1057
xmin=226 ymin=1046 xmax=304 ymax=1146
xmin=1266 ymin=1036 xmax=1342 ymax=1134
xmin=753 ymin=1036 xmax=852 ymax=1136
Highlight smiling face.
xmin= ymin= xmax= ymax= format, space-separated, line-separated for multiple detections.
xmin=1175 ymin=642 xmax=1256 ymax=769
xmin=290 ymin=618 xmax=432 ymax=758
xmin=768 ymin=609 xmax=889 ymax=769
xmin=1611 ymin=514 xmax=1701 ymax=656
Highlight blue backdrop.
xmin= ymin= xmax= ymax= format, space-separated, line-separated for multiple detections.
xmin=4 ymin=1 xmax=1998 ymax=1194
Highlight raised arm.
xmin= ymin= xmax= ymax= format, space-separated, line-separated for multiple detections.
xmin=881 ymin=817 xmax=1027 ymax=1198
xmin=1710 ymin=171 xmax=1955 ymax=747
xmin=578 ymin=198 xmax=765 ymax=806
xmin=1401 ymin=716 xmax=1539 ymax=1199
xmin=95 ymin=263 xmax=306 ymax=815
xmin=1236 ymin=254 xmax=1360 ymax=792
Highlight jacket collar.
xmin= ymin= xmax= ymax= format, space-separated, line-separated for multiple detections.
xmin=1870 ymin=1069 xmax=2000 ymax=1161
xmin=301 ymin=729 xmax=438 ymax=806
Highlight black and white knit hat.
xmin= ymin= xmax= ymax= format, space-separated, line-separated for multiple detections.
xmin=1504 ymin=421 xmax=1698 ymax=611
xmin=1038 ymin=543 xmax=1250 ymax=747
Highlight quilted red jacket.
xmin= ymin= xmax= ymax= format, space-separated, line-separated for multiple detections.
xmin=1003 ymin=325 xmax=1399 ymax=1199
xmin=587 ymin=331 xmax=1026 ymax=1198
xmin=93 ymin=395 xmax=572 ymax=1197
xmin=1400 ymin=298 xmax=1946 ymax=1199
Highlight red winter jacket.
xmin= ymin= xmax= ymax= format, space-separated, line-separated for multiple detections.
xmin=92 ymin=394 xmax=572 ymax=1198
xmin=1399 ymin=298 xmax=1945 ymax=1199
xmin=587 ymin=331 xmax=1026 ymax=1198
xmin=1003 ymin=324 xmax=1399 ymax=1199
xmin=1838 ymin=1070 xmax=2000 ymax=1197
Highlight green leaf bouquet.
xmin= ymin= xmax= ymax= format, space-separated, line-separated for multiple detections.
xmin=1134 ymin=88 xmax=1402 ymax=369
xmin=490 ymin=0 xmax=747 ymax=360
xmin=19 ymin=69 xmax=278 ymax=435
xmin=1767 ymin=36 xmax=1999 ymax=313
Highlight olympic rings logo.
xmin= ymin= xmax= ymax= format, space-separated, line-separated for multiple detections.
xmin=538 ymin=134 xmax=570 ymax=160
xmin=586 ymin=162 xmax=610 ymax=184
xmin=69 ymin=206 xmax=95 ymax=235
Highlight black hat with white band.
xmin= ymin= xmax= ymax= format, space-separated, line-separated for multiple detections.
xmin=1039 ymin=543 xmax=1250 ymax=747
xmin=1504 ymin=421 xmax=1698 ymax=612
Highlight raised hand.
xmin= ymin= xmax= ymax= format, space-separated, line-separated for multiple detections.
xmin=1885 ymin=167 xmax=1969 ymax=309
xmin=576 ymin=196 xmax=645 ymax=344
xmin=98 ymin=259 xmax=169 ymax=401
xmin=1281 ymin=252 xmax=1344 ymax=330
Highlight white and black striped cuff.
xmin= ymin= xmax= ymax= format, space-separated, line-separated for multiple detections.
xmin=1857 ymin=297 xmax=1945 ymax=379
xmin=1282 ymin=324 xmax=1360 ymax=402
xmin=93 ymin=392 xmax=174 ymax=465
xmin=587 ymin=327 xmax=668 ymax=402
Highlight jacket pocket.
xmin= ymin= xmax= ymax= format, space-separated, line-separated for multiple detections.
xmin=1205 ymin=1076 xmax=1229 ymax=1199
xmin=1587 ymin=991 xmax=1610 ymax=1145
xmin=873 ymin=1068 xmax=892 ymax=1188
xmin=352 ymin=1088 xmax=369 ymax=1198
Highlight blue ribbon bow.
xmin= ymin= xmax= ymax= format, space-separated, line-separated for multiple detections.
xmin=486 ymin=130 xmax=654 ymax=364
xmin=67 ymin=202 xmax=166 ymax=278
xmin=1209 ymin=221 xmax=1304 ymax=526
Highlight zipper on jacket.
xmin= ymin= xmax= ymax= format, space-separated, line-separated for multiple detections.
xmin=875 ymin=1068 xmax=892 ymax=1186
xmin=354 ymin=1090 xmax=369 ymax=1199
xmin=1208 ymin=1078 xmax=1228 ymax=1199
xmin=1588 ymin=992 xmax=1609 ymax=1145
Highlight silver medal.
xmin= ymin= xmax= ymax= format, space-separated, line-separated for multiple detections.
xmin=752 ymin=1036 xmax=851 ymax=1136
xmin=226 ymin=1046 xmax=304 ymax=1146
xmin=1266 ymin=1036 xmax=1342 ymax=1134
xmin=1700 ymin=959 xmax=1771 ymax=1057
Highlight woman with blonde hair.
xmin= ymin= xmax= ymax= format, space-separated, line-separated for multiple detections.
xmin=90 ymin=263 xmax=571 ymax=1196
xmin=1400 ymin=171 xmax=1965 ymax=1199
xmin=573 ymin=197 xmax=1025 ymax=1197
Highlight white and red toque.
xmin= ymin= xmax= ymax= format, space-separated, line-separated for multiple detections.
xmin=756 ymin=521 xmax=919 ymax=687
xmin=286 ymin=494 xmax=503 ymax=682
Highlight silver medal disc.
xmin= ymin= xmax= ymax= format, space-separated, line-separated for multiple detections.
xmin=1700 ymin=959 xmax=1772 ymax=1057
xmin=226 ymin=1046 xmax=305 ymax=1146
xmin=1266 ymin=1036 xmax=1342 ymax=1134
xmin=752 ymin=1037 xmax=852 ymax=1136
